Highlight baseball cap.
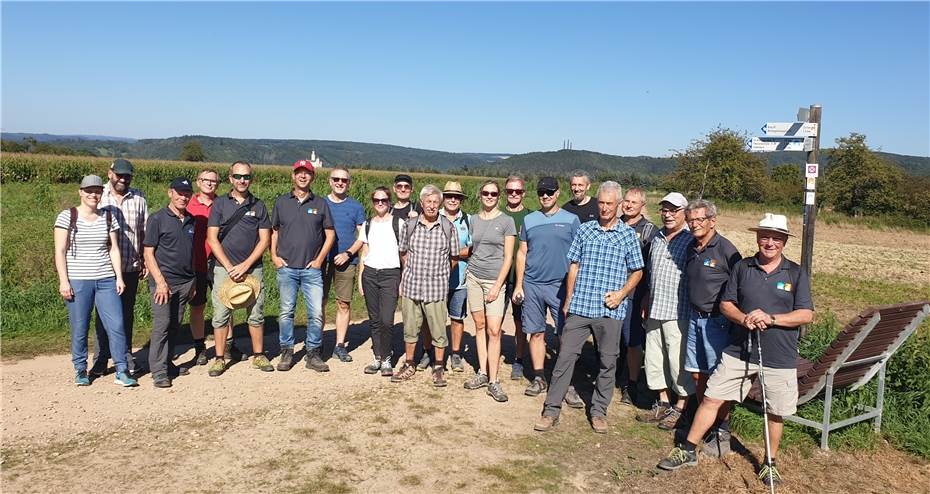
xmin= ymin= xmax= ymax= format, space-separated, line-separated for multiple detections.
xmin=80 ymin=175 xmax=104 ymax=189
xmin=537 ymin=176 xmax=559 ymax=192
xmin=293 ymin=160 xmax=314 ymax=172
xmin=110 ymin=158 xmax=134 ymax=175
xmin=660 ymin=192 xmax=688 ymax=209
xmin=394 ymin=174 xmax=413 ymax=185
xmin=170 ymin=177 xmax=194 ymax=192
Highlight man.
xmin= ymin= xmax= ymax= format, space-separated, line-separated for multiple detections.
xmin=323 ymin=166 xmax=365 ymax=363
xmin=683 ymin=199 xmax=742 ymax=455
xmin=511 ymin=177 xmax=582 ymax=404
xmin=143 ymin=178 xmax=197 ymax=388
xmin=561 ymin=170 xmax=599 ymax=224
xmin=658 ymin=213 xmax=813 ymax=486
xmin=91 ymin=158 xmax=148 ymax=377
xmin=637 ymin=192 xmax=695 ymax=431
xmin=440 ymin=181 xmax=472 ymax=372
xmin=271 ymin=160 xmax=336 ymax=372
xmin=391 ymin=174 xmax=421 ymax=219
xmin=502 ymin=175 xmax=530 ymax=380
xmin=206 ymin=161 xmax=274 ymax=376
xmin=534 ymin=182 xmax=644 ymax=433
xmin=392 ymin=185 xmax=459 ymax=387
xmin=187 ymin=168 xmax=222 ymax=365
xmin=618 ymin=187 xmax=658 ymax=406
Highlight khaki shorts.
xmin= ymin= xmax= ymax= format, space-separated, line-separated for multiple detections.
xmin=705 ymin=352 xmax=798 ymax=416
xmin=400 ymin=297 xmax=448 ymax=348
xmin=465 ymin=272 xmax=506 ymax=318
xmin=323 ymin=261 xmax=357 ymax=303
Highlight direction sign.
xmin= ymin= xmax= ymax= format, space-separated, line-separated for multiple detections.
xmin=805 ymin=163 xmax=819 ymax=178
xmin=750 ymin=137 xmax=813 ymax=152
xmin=762 ymin=122 xmax=819 ymax=138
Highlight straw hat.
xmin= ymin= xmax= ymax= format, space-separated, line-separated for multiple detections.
xmin=443 ymin=181 xmax=465 ymax=197
xmin=218 ymin=274 xmax=261 ymax=310
xmin=748 ymin=213 xmax=795 ymax=237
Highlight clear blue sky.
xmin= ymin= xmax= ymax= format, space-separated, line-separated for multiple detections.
xmin=3 ymin=2 xmax=928 ymax=157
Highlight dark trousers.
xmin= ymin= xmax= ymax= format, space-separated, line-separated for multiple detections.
xmin=93 ymin=270 xmax=140 ymax=371
xmin=148 ymin=278 xmax=195 ymax=378
xmin=361 ymin=267 xmax=400 ymax=360
xmin=544 ymin=314 xmax=621 ymax=418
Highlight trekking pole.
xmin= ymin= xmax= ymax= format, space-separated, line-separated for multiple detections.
xmin=756 ymin=331 xmax=776 ymax=494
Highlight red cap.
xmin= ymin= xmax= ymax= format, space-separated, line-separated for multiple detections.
xmin=293 ymin=160 xmax=314 ymax=172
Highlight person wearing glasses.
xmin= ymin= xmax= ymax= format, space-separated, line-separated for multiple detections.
xmin=206 ymin=161 xmax=274 ymax=376
xmin=637 ymin=192 xmax=695 ymax=431
xmin=463 ymin=180 xmax=516 ymax=402
xmin=271 ymin=160 xmax=336 ymax=373
xmin=187 ymin=168 xmax=224 ymax=365
xmin=511 ymin=177 xmax=582 ymax=401
xmin=357 ymin=187 xmax=405 ymax=376
xmin=323 ymin=166 xmax=366 ymax=363
xmin=502 ymin=175 xmax=531 ymax=380
xmin=437 ymin=181 xmax=473 ymax=372
xmin=54 ymin=175 xmax=137 ymax=387
xmin=391 ymin=174 xmax=421 ymax=219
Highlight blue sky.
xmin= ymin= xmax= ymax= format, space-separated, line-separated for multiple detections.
xmin=2 ymin=2 xmax=928 ymax=157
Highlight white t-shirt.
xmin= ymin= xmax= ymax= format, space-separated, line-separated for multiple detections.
xmin=360 ymin=218 xmax=403 ymax=270
xmin=54 ymin=209 xmax=120 ymax=280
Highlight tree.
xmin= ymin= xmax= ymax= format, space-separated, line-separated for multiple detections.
xmin=666 ymin=127 xmax=769 ymax=202
xmin=180 ymin=140 xmax=207 ymax=162
xmin=768 ymin=163 xmax=803 ymax=205
xmin=822 ymin=133 xmax=903 ymax=216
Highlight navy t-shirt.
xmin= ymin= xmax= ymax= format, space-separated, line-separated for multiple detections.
xmin=207 ymin=193 xmax=271 ymax=269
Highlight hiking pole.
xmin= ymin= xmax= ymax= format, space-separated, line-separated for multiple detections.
xmin=756 ymin=331 xmax=776 ymax=494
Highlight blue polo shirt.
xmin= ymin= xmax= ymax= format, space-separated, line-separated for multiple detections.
xmin=566 ymin=221 xmax=644 ymax=320
xmin=520 ymin=208 xmax=580 ymax=285
xmin=325 ymin=195 xmax=365 ymax=265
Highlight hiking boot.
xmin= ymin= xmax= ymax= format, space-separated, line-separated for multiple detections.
xmin=380 ymin=359 xmax=394 ymax=377
xmin=333 ymin=344 xmax=353 ymax=363
xmin=657 ymin=446 xmax=698 ymax=471
xmin=364 ymin=359 xmax=382 ymax=374
xmin=277 ymin=347 xmax=295 ymax=371
xmin=305 ymin=348 xmax=330 ymax=372
xmin=75 ymin=371 xmax=90 ymax=386
xmin=564 ymin=385 xmax=584 ymax=409
xmin=702 ymin=429 xmax=732 ymax=458
xmin=524 ymin=377 xmax=547 ymax=397
xmin=432 ymin=366 xmax=447 ymax=387
xmin=591 ymin=415 xmax=609 ymax=434
xmin=619 ymin=386 xmax=635 ymax=407
xmin=758 ymin=464 xmax=783 ymax=485
xmin=533 ymin=415 xmax=559 ymax=432
xmin=416 ymin=352 xmax=431 ymax=370
xmin=464 ymin=372 xmax=489 ymax=390
xmin=113 ymin=371 xmax=139 ymax=387
xmin=152 ymin=373 xmax=172 ymax=388
xmin=657 ymin=406 xmax=683 ymax=431
xmin=391 ymin=363 xmax=416 ymax=383
xmin=208 ymin=358 xmax=227 ymax=377
xmin=194 ymin=342 xmax=208 ymax=366
xmin=252 ymin=354 xmax=274 ymax=372
xmin=637 ymin=401 xmax=671 ymax=423
xmin=487 ymin=381 xmax=509 ymax=402
xmin=510 ymin=361 xmax=524 ymax=381
xmin=450 ymin=353 xmax=465 ymax=372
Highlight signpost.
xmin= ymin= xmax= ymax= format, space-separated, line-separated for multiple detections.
xmin=750 ymin=137 xmax=814 ymax=152
xmin=761 ymin=122 xmax=819 ymax=138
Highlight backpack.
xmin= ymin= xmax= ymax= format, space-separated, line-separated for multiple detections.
xmin=364 ymin=214 xmax=402 ymax=242
xmin=403 ymin=215 xmax=457 ymax=252
xmin=64 ymin=207 xmax=112 ymax=258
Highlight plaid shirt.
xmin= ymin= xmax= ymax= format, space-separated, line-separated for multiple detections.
xmin=399 ymin=217 xmax=460 ymax=302
xmin=647 ymin=227 xmax=693 ymax=321
xmin=567 ymin=221 xmax=644 ymax=320
xmin=100 ymin=184 xmax=148 ymax=272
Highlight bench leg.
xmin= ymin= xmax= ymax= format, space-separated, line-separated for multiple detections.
xmin=822 ymin=372 xmax=835 ymax=451
xmin=874 ymin=361 xmax=887 ymax=433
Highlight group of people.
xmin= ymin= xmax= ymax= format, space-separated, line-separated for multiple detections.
xmin=54 ymin=160 xmax=813 ymax=486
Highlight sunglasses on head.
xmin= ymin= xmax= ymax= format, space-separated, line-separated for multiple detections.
xmin=481 ymin=190 xmax=499 ymax=198
xmin=231 ymin=173 xmax=252 ymax=181
xmin=506 ymin=188 xmax=524 ymax=195
xmin=537 ymin=189 xmax=557 ymax=197
xmin=372 ymin=197 xmax=390 ymax=204
xmin=330 ymin=177 xmax=349 ymax=184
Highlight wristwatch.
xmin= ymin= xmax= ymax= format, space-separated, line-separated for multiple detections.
xmin=770 ymin=314 xmax=777 ymax=326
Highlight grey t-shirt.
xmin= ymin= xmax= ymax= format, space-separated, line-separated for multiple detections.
xmin=467 ymin=213 xmax=517 ymax=280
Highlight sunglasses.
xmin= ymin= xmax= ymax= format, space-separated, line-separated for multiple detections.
xmin=81 ymin=188 xmax=103 ymax=196
xmin=537 ymin=189 xmax=557 ymax=197
xmin=330 ymin=177 xmax=349 ymax=184
xmin=481 ymin=190 xmax=500 ymax=198
xmin=372 ymin=197 xmax=390 ymax=204
xmin=395 ymin=183 xmax=411 ymax=191
xmin=506 ymin=188 xmax=524 ymax=195
xmin=444 ymin=195 xmax=463 ymax=201
xmin=231 ymin=173 xmax=252 ymax=181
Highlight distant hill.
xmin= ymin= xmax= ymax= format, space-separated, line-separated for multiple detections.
xmin=491 ymin=149 xmax=676 ymax=178
xmin=1 ymin=132 xmax=137 ymax=143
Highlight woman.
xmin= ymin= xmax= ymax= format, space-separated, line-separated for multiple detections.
xmin=357 ymin=186 xmax=404 ymax=377
xmin=463 ymin=180 xmax=516 ymax=402
xmin=54 ymin=175 xmax=138 ymax=387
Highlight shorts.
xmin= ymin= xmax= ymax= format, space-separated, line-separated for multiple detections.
xmin=521 ymin=281 xmax=565 ymax=335
xmin=211 ymin=264 xmax=265 ymax=328
xmin=447 ymin=286 xmax=468 ymax=321
xmin=504 ymin=280 xmax=523 ymax=322
xmin=621 ymin=296 xmax=645 ymax=348
xmin=685 ymin=313 xmax=731 ymax=374
xmin=401 ymin=297 xmax=448 ymax=348
xmin=191 ymin=271 xmax=211 ymax=306
xmin=705 ymin=353 xmax=798 ymax=416
xmin=323 ymin=261 xmax=357 ymax=303
xmin=465 ymin=272 xmax=506 ymax=318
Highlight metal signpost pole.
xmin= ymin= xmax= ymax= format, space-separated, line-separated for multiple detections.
xmin=800 ymin=105 xmax=822 ymax=278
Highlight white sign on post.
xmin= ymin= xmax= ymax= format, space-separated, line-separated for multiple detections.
xmin=805 ymin=191 xmax=816 ymax=205
xmin=806 ymin=177 xmax=816 ymax=189
xmin=762 ymin=122 xmax=819 ymax=138
xmin=805 ymin=163 xmax=819 ymax=178
xmin=750 ymin=137 xmax=810 ymax=152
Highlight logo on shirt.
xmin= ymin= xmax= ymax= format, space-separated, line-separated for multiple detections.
xmin=186 ymin=227 xmax=194 ymax=235
xmin=703 ymin=258 xmax=717 ymax=268
xmin=245 ymin=211 xmax=256 ymax=217
xmin=776 ymin=281 xmax=793 ymax=292
xmin=307 ymin=208 xmax=319 ymax=215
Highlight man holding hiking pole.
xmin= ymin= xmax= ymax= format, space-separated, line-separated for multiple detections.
xmin=657 ymin=213 xmax=813 ymax=487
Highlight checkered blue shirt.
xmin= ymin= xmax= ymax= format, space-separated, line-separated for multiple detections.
xmin=566 ymin=221 xmax=645 ymax=320
xmin=647 ymin=227 xmax=693 ymax=321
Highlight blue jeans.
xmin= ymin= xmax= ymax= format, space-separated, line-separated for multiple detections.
xmin=277 ymin=266 xmax=324 ymax=351
xmin=66 ymin=277 xmax=128 ymax=373
xmin=685 ymin=313 xmax=732 ymax=374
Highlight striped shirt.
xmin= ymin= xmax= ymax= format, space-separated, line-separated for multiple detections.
xmin=399 ymin=217 xmax=459 ymax=302
xmin=54 ymin=209 xmax=120 ymax=280
xmin=647 ymin=227 xmax=693 ymax=321
xmin=567 ymin=221 xmax=644 ymax=320
xmin=99 ymin=184 xmax=148 ymax=272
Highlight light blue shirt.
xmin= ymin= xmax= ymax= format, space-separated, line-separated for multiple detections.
xmin=520 ymin=208 xmax=580 ymax=284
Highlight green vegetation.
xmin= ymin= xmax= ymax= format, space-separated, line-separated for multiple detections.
xmin=179 ymin=140 xmax=207 ymax=162
xmin=666 ymin=127 xmax=769 ymax=202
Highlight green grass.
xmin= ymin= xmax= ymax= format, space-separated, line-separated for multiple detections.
xmin=478 ymin=459 xmax=564 ymax=493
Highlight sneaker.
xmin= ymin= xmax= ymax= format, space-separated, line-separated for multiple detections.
xmin=564 ymin=386 xmax=584 ymax=409
xmin=657 ymin=406 xmax=683 ymax=431
xmin=657 ymin=446 xmax=698 ymax=471
xmin=637 ymin=401 xmax=671 ymax=423
xmin=591 ymin=415 xmax=609 ymax=434
xmin=152 ymin=373 xmax=172 ymax=388
xmin=619 ymin=386 xmax=635 ymax=407
xmin=416 ymin=352 xmax=431 ymax=370
xmin=364 ymin=359 xmax=382 ymax=374
xmin=524 ymin=377 xmax=547 ymax=397
xmin=533 ymin=415 xmax=559 ymax=432
xmin=380 ymin=359 xmax=394 ymax=377
xmin=252 ymin=354 xmax=274 ymax=372
xmin=194 ymin=342 xmax=208 ymax=366
xmin=75 ymin=371 xmax=90 ymax=386
xmin=277 ymin=347 xmax=295 ymax=372
xmin=113 ymin=371 xmax=139 ymax=387
xmin=391 ymin=363 xmax=416 ymax=383
xmin=487 ymin=381 xmax=509 ymax=402
xmin=333 ymin=344 xmax=353 ymax=363
xmin=464 ymin=372 xmax=489 ymax=390
xmin=702 ymin=429 xmax=732 ymax=458
xmin=305 ymin=349 xmax=330 ymax=372
xmin=432 ymin=366 xmax=447 ymax=387
xmin=510 ymin=361 xmax=524 ymax=381
xmin=450 ymin=353 xmax=465 ymax=372
xmin=758 ymin=464 xmax=783 ymax=485
xmin=208 ymin=357 xmax=226 ymax=377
